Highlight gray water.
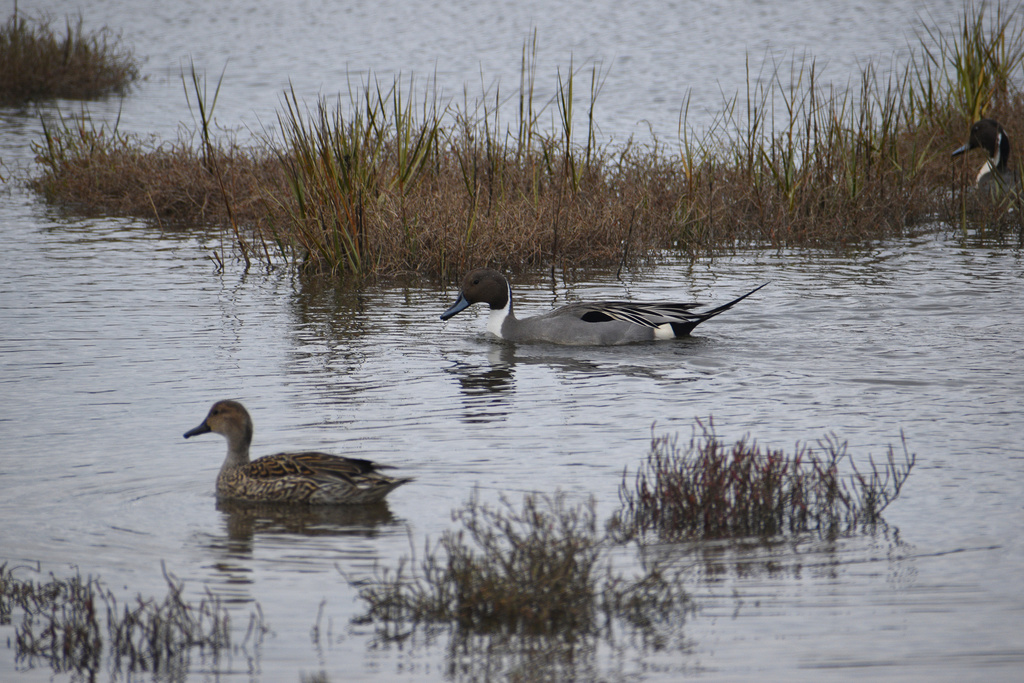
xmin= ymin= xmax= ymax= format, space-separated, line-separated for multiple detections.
xmin=0 ymin=0 xmax=972 ymax=147
xmin=3 ymin=0 xmax=1024 ymax=680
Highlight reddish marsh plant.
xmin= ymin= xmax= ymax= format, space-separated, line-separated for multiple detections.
xmin=612 ymin=422 xmax=915 ymax=541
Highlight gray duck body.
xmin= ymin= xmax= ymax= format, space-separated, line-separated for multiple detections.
xmin=440 ymin=268 xmax=767 ymax=346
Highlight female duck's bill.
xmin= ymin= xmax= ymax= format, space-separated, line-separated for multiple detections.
xmin=441 ymin=268 xmax=767 ymax=346
xmin=183 ymin=400 xmax=411 ymax=505
xmin=952 ymin=118 xmax=1020 ymax=195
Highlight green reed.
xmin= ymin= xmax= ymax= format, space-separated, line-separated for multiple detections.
xmin=274 ymin=77 xmax=442 ymax=276
xmin=913 ymin=1 xmax=1024 ymax=124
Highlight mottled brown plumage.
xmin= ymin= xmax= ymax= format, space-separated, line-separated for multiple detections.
xmin=184 ymin=400 xmax=411 ymax=504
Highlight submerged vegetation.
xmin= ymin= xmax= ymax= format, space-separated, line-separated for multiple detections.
xmin=352 ymin=421 xmax=912 ymax=666
xmin=612 ymin=424 xmax=915 ymax=541
xmin=27 ymin=3 xmax=1024 ymax=278
xmin=0 ymin=6 xmax=139 ymax=103
xmin=0 ymin=563 xmax=267 ymax=679
xmin=351 ymin=491 xmax=689 ymax=679
xmin=352 ymin=492 xmax=687 ymax=644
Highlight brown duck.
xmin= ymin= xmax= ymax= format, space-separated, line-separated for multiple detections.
xmin=184 ymin=400 xmax=411 ymax=504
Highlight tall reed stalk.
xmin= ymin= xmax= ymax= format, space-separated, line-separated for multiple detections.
xmin=184 ymin=60 xmax=258 ymax=270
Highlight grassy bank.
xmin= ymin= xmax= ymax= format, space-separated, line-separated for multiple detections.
xmin=0 ymin=7 xmax=139 ymax=103
xmin=28 ymin=3 xmax=1024 ymax=278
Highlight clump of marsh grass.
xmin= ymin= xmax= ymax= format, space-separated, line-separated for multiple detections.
xmin=680 ymin=54 xmax=934 ymax=249
xmin=352 ymin=492 xmax=687 ymax=644
xmin=273 ymin=78 xmax=443 ymax=275
xmin=104 ymin=571 xmax=232 ymax=673
xmin=30 ymin=107 xmax=283 ymax=262
xmin=611 ymin=423 xmax=915 ymax=542
xmin=267 ymin=50 xmax=660 ymax=278
xmin=2 ymin=564 xmax=103 ymax=674
xmin=1 ymin=562 xmax=265 ymax=679
xmin=0 ymin=6 xmax=140 ymax=103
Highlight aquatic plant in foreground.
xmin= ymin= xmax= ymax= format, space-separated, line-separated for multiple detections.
xmin=0 ymin=562 xmax=267 ymax=678
xmin=611 ymin=422 xmax=916 ymax=541
xmin=351 ymin=492 xmax=688 ymax=643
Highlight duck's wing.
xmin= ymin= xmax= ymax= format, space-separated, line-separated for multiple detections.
xmin=571 ymin=282 xmax=768 ymax=334
xmin=570 ymin=301 xmax=704 ymax=328
xmin=246 ymin=452 xmax=392 ymax=481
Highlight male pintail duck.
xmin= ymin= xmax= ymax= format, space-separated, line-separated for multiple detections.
xmin=952 ymin=118 xmax=1020 ymax=196
xmin=183 ymin=400 xmax=411 ymax=504
xmin=440 ymin=268 xmax=767 ymax=345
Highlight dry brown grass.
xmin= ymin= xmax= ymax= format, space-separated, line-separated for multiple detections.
xmin=32 ymin=120 xmax=271 ymax=224
xmin=0 ymin=8 xmax=139 ymax=103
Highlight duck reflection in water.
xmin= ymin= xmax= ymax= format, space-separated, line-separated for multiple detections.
xmin=216 ymin=498 xmax=399 ymax=543
xmin=198 ymin=498 xmax=403 ymax=597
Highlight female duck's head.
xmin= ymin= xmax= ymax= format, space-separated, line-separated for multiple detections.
xmin=184 ymin=400 xmax=254 ymax=460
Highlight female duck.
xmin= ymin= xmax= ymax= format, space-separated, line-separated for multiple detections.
xmin=952 ymin=118 xmax=1020 ymax=197
xmin=440 ymin=268 xmax=767 ymax=346
xmin=184 ymin=400 xmax=411 ymax=504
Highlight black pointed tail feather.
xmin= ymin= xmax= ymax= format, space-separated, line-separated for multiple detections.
xmin=670 ymin=282 xmax=769 ymax=337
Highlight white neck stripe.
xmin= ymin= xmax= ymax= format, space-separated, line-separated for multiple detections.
xmin=487 ymin=296 xmax=511 ymax=338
